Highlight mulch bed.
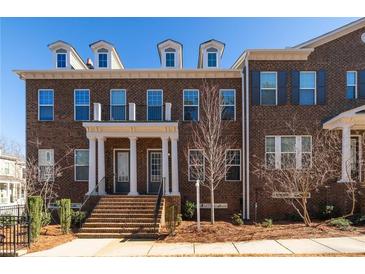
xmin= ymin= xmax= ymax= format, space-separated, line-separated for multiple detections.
xmin=160 ymin=221 xmax=365 ymax=243
xmin=27 ymin=225 xmax=76 ymax=253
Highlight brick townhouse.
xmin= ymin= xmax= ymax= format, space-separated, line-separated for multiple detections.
xmin=15 ymin=18 xmax=365 ymax=237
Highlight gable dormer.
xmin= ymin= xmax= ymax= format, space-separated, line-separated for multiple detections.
xmin=48 ymin=40 xmax=88 ymax=70
xmin=157 ymin=39 xmax=183 ymax=69
xmin=198 ymin=39 xmax=225 ymax=69
xmin=89 ymin=40 xmax=124 ymax=70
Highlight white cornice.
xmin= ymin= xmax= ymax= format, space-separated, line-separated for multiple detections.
xmin=14 ymin=69 xmax=241 ymax=80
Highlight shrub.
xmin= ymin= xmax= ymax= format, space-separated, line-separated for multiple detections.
xmin=28 ymin=196 xmax=43 ymax=241
xmin=261 ymin=218 xmax=273 ymax=228
xmin=329 ymin=217 xmax=353 ymax=231
xmin=348 ymin=214 xmax=365 ymax=225
xmin=58 ymin=199 xmax=71 ymax=234
xmin=71 ymin=210 xmax=86 ymax=226
xmin=41 ymin=210 xmax=52 ymax=227
xmin=231 ymin=213 xmax=244 ymax=226
xmin=183 ymin=200 xmax=196 ymax=220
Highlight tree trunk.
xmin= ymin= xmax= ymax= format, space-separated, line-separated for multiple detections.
xmin=210 ymin=187 xmax=215 ymax=224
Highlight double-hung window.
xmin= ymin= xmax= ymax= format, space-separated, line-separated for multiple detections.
xmin=346 ymin=71 xmax=357 ymax=99
xmin=56 ymin=53 xmax=66 ymax=68
xmin=188 ymin=149 xmax=205 ymax=181
xmin=97 ymin=48 xmax=108 ymax=68
xmin=225 ymin=149 xmax=241 ymax=181
xmin=265 ymin=137 xmax=276 ymax=169
xmin=147 ymin=90 xmax=163 ymax=121
xmin=110 ymin=89 xmax=126 ymax=120
xmin=183 ymin=89 xmax=199 ymax=121
xmin=299 ymin=72 xmax=316 ymax=105
xmin=74 ymin=149 xmax=89 ymax=181
xmin=38 ymin=89 xmax=54 ymax=121
xmin=166 ymin=52 xmax=175 ymax=67
xmin=220 ymin=89 xmax=236 ymax=120
xmin=38 ymin=149 xmax=54 ymax=181
xmin=207 ymin=49 xmax=218 ymax=68
xmin=280 ymin=137 xmax=296 ymax=169
xmin=74 ymin=89 xmax=90 ymax=121
xmin=260 ymin=72 xmax=277 ymax=105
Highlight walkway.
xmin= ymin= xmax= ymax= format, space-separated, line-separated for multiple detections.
xmin=25 ymin=236 xmax=365 ymax=256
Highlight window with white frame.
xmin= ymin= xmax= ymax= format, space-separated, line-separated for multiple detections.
xmin=38 ymin=90 xmax=54 ymax=121
xmin=97 ymin=48 xmax=108 ymax=68
xmin=165 ymin=48 xmax=176 ymax=68
xmin=299 ymin=72 xmax=316 ymax=105
xmin=265 ymin=136 xmax=312 ymax=169
xmin=260 ymin=72 xmax=277 ymax=105
xmin=38 ymin=149 xmax=54 ymax=181
xmin=220 ymin=89 xmax=235 ymax=120
xmin=225 ymin=149 xmax=241 ymax=181
xmin=74 ymin=89 xmax=90 ymax=121
xmin=183 ymin=89 xmax=199 ymax=121
xmin=346 ymin=71 xmax=357 ymax=99
xmin=74 ymin=149 xmax=89 ymax=181
xmin=56 ymin=53 xmax=66 ymax=68
xmin=110 ymin=89 xmax=126 ymax=120
xmin=188 ymin=149 xmax=205 ymax=181
xmin=207 ymin=48 xmax=218 ymax=68
xmin=147 ymin=90 xmax=163 ymax=121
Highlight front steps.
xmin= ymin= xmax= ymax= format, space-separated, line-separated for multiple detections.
xmin=77 ymin=195 xmax=164 ymax=239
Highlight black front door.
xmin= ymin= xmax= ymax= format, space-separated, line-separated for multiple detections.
xmin=115 ymin=151 xmax=130 ymax=193
xmin=148 ymin=150 xmax=162 ymax=194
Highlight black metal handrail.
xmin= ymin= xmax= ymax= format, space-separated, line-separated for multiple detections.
xmin=153 ymin=177 xmax=165 ymax=232
xmin=79 ymin=176 xmax=106 ymax=211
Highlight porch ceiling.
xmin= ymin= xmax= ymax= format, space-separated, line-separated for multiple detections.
xmin=323 ymin=105 xmax=365 ymax=130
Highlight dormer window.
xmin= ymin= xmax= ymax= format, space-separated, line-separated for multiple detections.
xmin=198 ymin=39 xmax=224 ymax=69
xmin=207 ymin=49 xmax=218 ymax=68
xmin=165 ymin=48 xmax=176 ymax=68
xmin=97 ymin=48 xmax=109 ymax=68
xmin=56 ymin=49 xmax=67 ymax=68
xmin=157 ymin=39 xmax=183 ymax=69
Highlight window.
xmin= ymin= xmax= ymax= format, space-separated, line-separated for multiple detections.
xmin=74 ymin=89 xmax=90 ymax=121
xmin=147 ymin=90 xmax=163 ymax=121
xmin=183 ymin=90 xmax=199 ymax=121
xmin=38 ymin=149 xmax=54 ymax=181
xmin=38 ymin=89 xmax=54 ymax=121
xmin=98 ymin=53 xmax=108 ymax=68
xmin=57 ymin=53 xmax=66 ymax=68
xmin=110 ymin=89 xmax=126 ymax=120
xmin=265 ymin=136 xmax=312 ymax=169
xmin=260 ymin=72 xmax=277 ymax=105
xmin=74 ymin=149 xmax=89 ymax=181
xmin=188 ymin=149 xmax=205 ymax=181
xmin=299 ymin=72 xmax=316 ymax=105
xmin=225 ymin=149 xmax=241 ymax=181
xmin=165 ymin=52 xmax=175 ymax=68
xmin=220 ymin=89 xmax=236 ymax=120
xmin=346 ymin=71 xmax=357 ymax=99
xmin=4 ymin=162 xmax=10 ymax=175
xmin=207 ymin=52 xmax=217 ymax=68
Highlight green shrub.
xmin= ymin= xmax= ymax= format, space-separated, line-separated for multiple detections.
xmin=348 ymin=214 xmax=365 ymax=225
xmin=183 ymin=200 xmax=196 ymax=220
xmin=329 ymin=217 xmax=353 ymax=231
xmin=176 ymin=214 xmax=182 ymax=226
xmin=71 ymin=210 xmax=86 ymax=226
xmin=41 ymin=210 xmax=52 ymax=227
xmin=28 ymin=196 xmax=43 ymax=241
xmin=261 ymin=218 xmax=273 ymax=228
xmin=58 ymin=199 xmax=71 ymax=234
xmin=231 ymin=213 xmax=244 ymax=226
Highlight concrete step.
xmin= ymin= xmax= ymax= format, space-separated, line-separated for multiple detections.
xmin=79 ymin=227 xmax=157 ymax=233
xmin=94 ymin=205 xmax=157 ymax=210
xmin=77 ymin=232 xmax=159 ymax=239
xmin=93 ymin=209 xmax=161 ymax=214
xmin=86 ymin=217 xmax=160 ymax=223
xmin=82 ymin=222 xmax=156 ymax=228
xmin=90 ymin=213 xmax=159 ymax=218
xmin=97 ymin=202 xmax=157 ymax=206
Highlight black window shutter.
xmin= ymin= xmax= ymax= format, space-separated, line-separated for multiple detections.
xmin=278 ymin=71 xmax=287 ymax=105
xmin=291 ymin=70 xmax=299 ymax=105
xmin=359 ymin=70 xmax=365 ymax=99
xmin=316 ymin=69 xmax=326 ymax=105
xmin=251 ymin=71 xmax=260 ymax=105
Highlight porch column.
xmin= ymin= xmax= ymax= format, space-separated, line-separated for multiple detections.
xmin=88 ymin=137 xmax=96 ymax=195
xmin=171 ymin=137 xmax=179 ymax=195
xmin=162 ymin=136 xmax=170 ymax=195
xmin=7 ymin=182 xmax=10 ymax=204
xmin=340 ymin=125 xmax=352 ymax=182
xmin=129 ymin=137 xmax=139 ymax=195
xmin=97 ymin=137 xmax=106 ymax=195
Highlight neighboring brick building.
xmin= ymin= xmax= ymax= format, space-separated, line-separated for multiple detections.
xmin=15 ymin=18 xmax=365 ymax=222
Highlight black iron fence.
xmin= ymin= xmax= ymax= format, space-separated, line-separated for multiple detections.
xmin=0 ymin=205 xmax=30 ymax=256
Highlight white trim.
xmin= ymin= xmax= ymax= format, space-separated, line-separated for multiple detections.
xmin=219 ymin=89 xmax=236 ymax=121
xmin=225 ymin=149 xmax=241 ymax=181
xmin=110 ymin=89 xmax=127 ymax=121
xmin=346 ymin=71 xmax=358 ymax=99
xmin=260 ymin=71 xmax=278 ymax=106
xmin=113 ymin=148 xmax=130 ymax=194
xmin=299 ymin=71 xmax=317 ymax=105
xmin=38 ymin=89 xmax=54 ymax=121
xmin=74 ymin=89 xmax=90 ymax=121
xmin=146 ymin=148 xmax=162 ymax=194
xmin=350 ymin=135 xmax=362 ymax=182
xmin=146 ymin=89 xmax=164 ymax=121
xmin=74 ymin=149 xmax=89 ymax=182
xmin=187 ymin=149 xmax=205 ymax=182
xmin=183 ymin=89 xmax=200 ymax=121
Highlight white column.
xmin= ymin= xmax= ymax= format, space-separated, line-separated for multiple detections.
xmin=171 ymin=137 xmax=179 ymax=195
xmin=129 ymin=137 xmax=139 ymax=195
xmin=88 ymin=137 xmax=96 ymax=195
xmin=340 ymin=125 xmax=352 ymax=182
xmin=93 ymin=103 xmax=101 ymax=121
xmin=7 ymin=182 xmax=10 ymax=204
xmin=162 ymin=136 xmax=170 ymax=195
xmin=97 ymin=137 xmax=106 ymax=195
xmin=165 ymin=103 xmax=172 ymax=121
xmin=129 ymin=103 xmax=136 ymax=121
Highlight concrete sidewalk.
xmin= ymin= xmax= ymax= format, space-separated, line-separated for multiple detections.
xmin=25 ymin=236 xmax=365 ymax=257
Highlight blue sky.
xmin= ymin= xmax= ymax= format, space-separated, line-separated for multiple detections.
xmin=0 ymin=17 xmax=358 ymax=154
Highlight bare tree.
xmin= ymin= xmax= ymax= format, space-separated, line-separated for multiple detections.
xmin=0 ymin=137 xmax=24 ymax=159
xmin=252 ymin=120 xmax=342 ymax=226
xmin=185 ymin=81 xmax=236 ymax=224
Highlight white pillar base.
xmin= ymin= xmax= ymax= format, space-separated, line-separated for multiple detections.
xmin=128 ymin=192 xmax=139 ymax=196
